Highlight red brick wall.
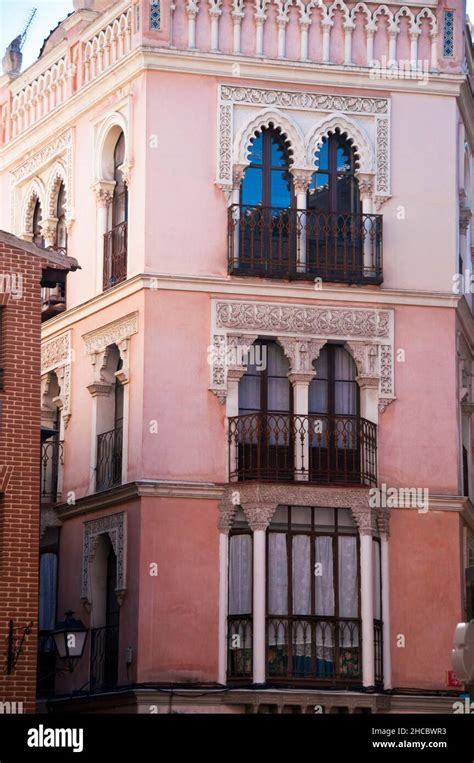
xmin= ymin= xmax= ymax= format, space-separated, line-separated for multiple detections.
xmin=0 ymin=240 xmax=44 ymax=713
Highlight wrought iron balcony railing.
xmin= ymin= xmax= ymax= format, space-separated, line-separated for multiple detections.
xmin=96 ymin=426 xmax=123 ymax=492
xmin=41 ymin=440 xmax=64 ymax=503
xmin=227 ymin=615 xmax=383 ymax=685
xmin=103 ymin=221 xmax=127 ymax=291
xmin=228 ymin=413 xmax=377 ymax=486
xmin=228 ymin=205 xmax=382 ymax=284
xmin=90 ymin=625 xmax=119 ymax=691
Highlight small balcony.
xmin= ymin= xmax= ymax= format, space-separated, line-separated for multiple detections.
xmin=228 ymin=413 xmax=377 ymax=486
xmin=41 ymin=247 xmax=68 ymax=322
xmin=41 ymin=439 xmax=64 ymax=504
xmin=228 ymin=616 xmax=383 ymax=686
xmin=228 ymin=205 xmax=382 ymax=284
xmin=103 ymin=221 xmax=127 ymax=291
xmin=96 ymin=427 xmax=123 ymax=492
xmin=90 ymin=625 xmax=119 ymax=691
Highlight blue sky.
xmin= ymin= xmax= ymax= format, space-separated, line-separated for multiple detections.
xmin=0 ymin=1 xmax=74 ymax=69
xmin=0 ymin=0 xmax=473 ymax=71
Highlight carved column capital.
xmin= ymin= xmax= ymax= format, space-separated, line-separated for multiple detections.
xmin=116 ymin=338 xmax=130 ymax=384
xmin=290 ymin=168 xmax=314 ymax=195
xmin=40 ymin=217 xmax=58 ymax=246
xmin=278 ymin=337 xmax=325 ymax=376
xmin=93 ymin=180 xmax=115 ymax=206
xmin=357 ymin=173 xmax=375 ymax=201
xmin=376 ymin=507 xmax=390 ymax=538
xmin=345 ymin=341 xmax=379 ymax=377
xmin=242 ymin=502 xmax=277 ymax=532
xmin=352 ymin=504 xmax=378 ymax=536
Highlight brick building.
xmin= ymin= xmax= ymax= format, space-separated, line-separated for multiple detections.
xmin=0 ymin=230 xmax=77 ymax=713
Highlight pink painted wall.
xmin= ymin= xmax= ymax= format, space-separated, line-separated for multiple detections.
xmin=136 ymin=496 xmax=219 ymax=682
xmin=390 ymin=509 xmax=463 ymax=689
xmin=379 ymin=304 xmax=459 ymax=493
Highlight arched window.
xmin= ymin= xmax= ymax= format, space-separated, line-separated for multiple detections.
xmin=55 ymin=182 xmax=67 ymax=253
xmin=32 ymin=199 xmax=44 ymax=247
xmin=103 ymin=132 xmax=128 ymax=290
xmin=241 ymin=127 xmax=293 ymax=209
xmin=112 ymin=132 xmax=127 ymax=228
xmin=235 ymin=128 xmax=296 ymax=277
xmin=308 ymin=133 xmax=360 ymax=215
xmin=96 ymin=348 xmax=123 ymax=490
xmin=233 ymin=341 xmax=293 ymax=480
xmin=309 ymin=345 xmax=360 ymax=483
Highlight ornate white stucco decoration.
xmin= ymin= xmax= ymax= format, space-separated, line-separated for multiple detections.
xmin=217 ymin=84 xmax=390 ymax=200
xmin=41 ymin=330 xmax=73 ymax=427
xmin=210 ymin=299 xmax=395 ymax=411
xmin=83 ymin=312 xmax=139 ymax=386
xmin=81 ymin=512 xmax=127 ymax=608
xmin=11 ymin=128 xmax=75 ymax=235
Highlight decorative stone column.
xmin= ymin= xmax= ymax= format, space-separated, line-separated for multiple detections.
xmin=116 ymin=337 xmax=130 ymax=485
xmin=290 ymin=168 xmax=313 ymax=273
xmin=345 ymin=341 xmax=380 ymax=425
xmin=230 ymin=166 xmax=246 ymax=269
xmin=357 ymin=173 xmax=375 ymax=274
xmin=354 ymin=508 xmax=377 ymax=688
xmin=343 ymin=19 xmax=355 ymax=65
xmin=409 ymin=28 xmax=420 ymax=70
xmin=40 ymin=217 xmax=58 ymax=248
xmin=299 ymin=18 xmax=310 ymax=61
xmin=366 ymin=22 xmax=376 ymax=64
xmin=93 ymin=180 xmax=115 ymax=294
xmin=232 ymin=1 xmax=244 ymax=53
xmin=277 ymin=15 xmax=288 ymax=59
xmin=378 ymin=508 xmax=392 ymax=690
xmin=186 ymin=0 xmax=199 ymax=49
xmin=388 ymin=27 xmax=398 ymax=66
xmin=321 ymin=18 xmax=333 ymax=63
xmin=241 ymin=501 xmax=276 ymax=685
xmin=430 ymin=30 xmax=438 ymax=71
xmin=279 ymin=337 xmax=325 ymax=480
xmin=87 ymin=348 xmax=112 ymax=494
xmin=217 ymin=502 xmax=237 ymax=685
xmin=209 ymin=0 xmax=222 ymax=52
xmin=255 ymin=13 xmax=266 ymax=56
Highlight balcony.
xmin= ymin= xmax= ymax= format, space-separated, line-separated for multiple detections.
xmin=90 ymin=625 xmax=119 ymax=691
xmin=228 ymin=413 xmax=377 ymax=486
xmin=96 ymin=427 xmax=123 ymax=492
xmin=41 ymin=439 xmax=63 ymax=504
xmin=228 ymin=205 xmax=382 ymax=284
xmin=41 ymin=247 xmax=68 ymax=322
xmin=228 ymin=615 xmax=383 ymax=685
xmin=103 ymin=221 xmax=127 ymax=291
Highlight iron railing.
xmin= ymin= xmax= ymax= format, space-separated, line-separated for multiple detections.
xmin=103 ymin=221 xmax=127 ymax=290
xmin=96 ymin=426 xmax=123 ymax=491
xmin=41 ymin=440 xmax=64 ymax=503
xmin=228 ymin=205 xmax=382 ymax=283
xmin=266 ymin=616 xmax=361 ymax=683
xmin=90 ymin=625 xmax=119 ymax=691
xmin=228 ymin=413 xmax=377 ymax=486
xmin=227 ymin=616 xmax=252 ymax=678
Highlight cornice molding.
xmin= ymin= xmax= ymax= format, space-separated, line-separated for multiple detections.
xmin=82 ymin=311 xmax=139 ymax=354
xmin=41 ymin=273 xmax=462 ymax=341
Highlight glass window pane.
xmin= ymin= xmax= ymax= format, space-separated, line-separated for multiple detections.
xmin=336 ymin=141 xmax=352 ymax=171
xmin=334 ymin=381 xmax=357 ymax=416
xmin=241 ymin=167 xmax=262 ymax=206
xmin=248 ymin=133 xmax=263 ymax=165
xmin=271 ymin=135 xmax=288 ymax=167
xmin=239 ymin=374 xmax=260 ymax=413
xmin=334 ymin=347 xmax=356 ymax=381
xmin=337 ymin=508 xmax=356 ymax=529
xmin=270 ymin=170 xmax=291 ymax=208
xmin=271 ymin=505 xmax=289 ymax=529
xmin=338 ymin=536 xmax=359 ymax=617
xmin=314 ymin=346 xmax=329 ymax=379
xmin=315 ymin=536 xmax=334 ymax=616
xmin=267 ymin=343 xmax=289 ymax=376
xmin=292 ymin=535 xmax=311 ymax=615
xmin=316 ymin=138 xmax=329 ymax=170
xmin=314 ymin=508 xmax=335 ymax=530
xmin=267 ymin=377 xmax=290 ymax=412
xmin=309 ymin=378 xmax=328 ymax=414
xmin=307 ymin=173 xmax=330 ymax=212
xmin=290 ymin=506 xmax=311 ymax=530
xmin=229 ymin=535 xmax=252 ymax=615
xmin=268 ymin=533 xmax=288 ymax=615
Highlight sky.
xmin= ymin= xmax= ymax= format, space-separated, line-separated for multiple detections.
xmin=0 ymin=0 xmax=473 ymax=71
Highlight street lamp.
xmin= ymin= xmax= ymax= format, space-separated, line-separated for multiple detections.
xmin=52 ymin=610 xmax=88 ymax=672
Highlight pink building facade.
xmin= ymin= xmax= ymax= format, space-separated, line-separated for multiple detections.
xmin=0 ymin=0 xmax=473 ymax=713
